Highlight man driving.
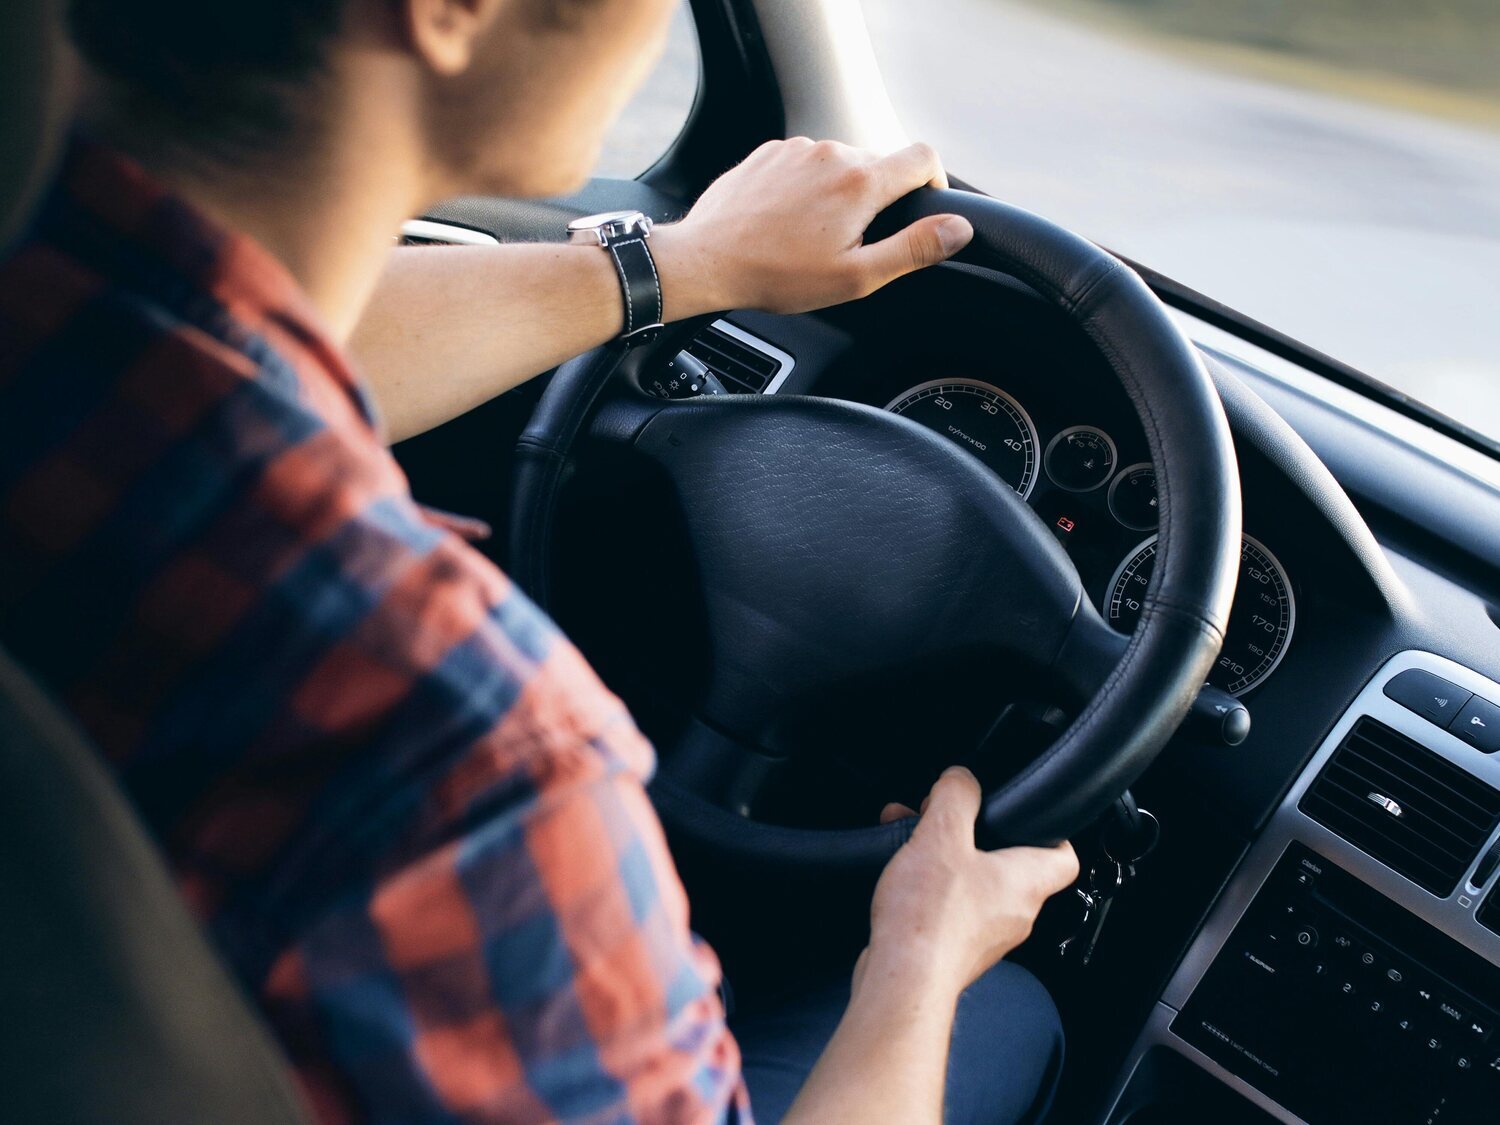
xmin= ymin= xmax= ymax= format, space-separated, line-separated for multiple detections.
xmin=0 ymin=0 xmax=1078 ymax=1121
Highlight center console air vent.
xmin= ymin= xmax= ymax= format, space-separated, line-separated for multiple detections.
xmin=1299 ymin=717 xmax=1500 ymax=896
xmin=680 ymin=321 xmax=793 ymax=394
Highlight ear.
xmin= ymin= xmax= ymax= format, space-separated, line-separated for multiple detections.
xmin=401 ymin=0 xmax=505 ymax=76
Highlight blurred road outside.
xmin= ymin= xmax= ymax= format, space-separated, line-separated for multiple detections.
xmin=600 ymin=1 xmax=1500 ymax=442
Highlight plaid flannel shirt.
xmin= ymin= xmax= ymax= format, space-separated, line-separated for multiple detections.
xmin=0 ymin=139 xmax=749 ymax=1124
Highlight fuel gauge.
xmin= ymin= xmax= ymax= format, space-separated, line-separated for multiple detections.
xmin=1108 ymin=463 xmax=1159 ymax=531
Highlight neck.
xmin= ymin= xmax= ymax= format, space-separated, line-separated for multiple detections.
xmin=186 ymin=151 xmax=422 ymax=345
xmin=86 ymin=65 xmax=431 ymax=343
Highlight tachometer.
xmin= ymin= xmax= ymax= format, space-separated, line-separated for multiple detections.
xmin=885 ymin=379 xmax=1039 ymax=497
xmin=1106 ymin=534 xmax=1295 ymax=696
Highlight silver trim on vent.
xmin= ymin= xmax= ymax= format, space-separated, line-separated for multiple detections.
xmin=1367 ymin=792 xmax=1404 ymax=817
xmin=705 ymin=319 xmax=797 ymax=394
xmin=399 ymin=219 xmax=502 ymax=247
xmin=1103 ymin=650 xmax=1500 ymax=1125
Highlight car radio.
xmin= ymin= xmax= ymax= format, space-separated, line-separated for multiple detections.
xmin=1105 ymin=654 xmax=1500 ymax=1125
xmin=1173 ymin=842 xmax=1500 ymax=1124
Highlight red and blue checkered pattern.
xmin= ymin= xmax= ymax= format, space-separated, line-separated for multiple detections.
xmin=0 ymin=140 xmax=749 ymax=1124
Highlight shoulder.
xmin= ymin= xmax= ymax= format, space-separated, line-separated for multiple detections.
xmin=0 ymin=236 xmax=295 ymax=449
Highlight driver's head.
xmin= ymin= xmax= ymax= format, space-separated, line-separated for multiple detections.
xmin=67 ymin=0 xmax=679 ymax=200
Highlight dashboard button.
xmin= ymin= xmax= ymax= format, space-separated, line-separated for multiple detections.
xmin=1383 ymin=669 xmax=1472 ymax=727
xmin=1437 ymin=1000 xmax=1470 ymax=1027
xmin=1450 ymin=695 xmax=1500 ymax=754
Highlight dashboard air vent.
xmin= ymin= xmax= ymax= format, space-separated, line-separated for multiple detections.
xmin=1300 ymin=717 xmax=1500 ymax=896
xmin=399 ymin=219 xmax=500 ymax=247
xmin=681 ymin=322 xmax=790 ymax=394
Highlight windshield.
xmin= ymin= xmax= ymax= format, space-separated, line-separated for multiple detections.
xmin=862 ymin=0 xmax=1500 ymax=443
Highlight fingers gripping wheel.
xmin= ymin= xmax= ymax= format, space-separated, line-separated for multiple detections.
xmin=510 ymin=187 xmax=1240 ymax=870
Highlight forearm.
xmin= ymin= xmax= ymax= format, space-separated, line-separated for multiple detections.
xmin=352 ymin=139 xmax=975 ymax=444
xmin=781 ymin=950 xmax=961 ymax=1125
xmin=351 ymin=228 xmax=720 ymax=443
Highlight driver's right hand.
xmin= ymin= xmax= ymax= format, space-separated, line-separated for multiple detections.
xmin=862 ymin=766 xmax=1079 ymax=997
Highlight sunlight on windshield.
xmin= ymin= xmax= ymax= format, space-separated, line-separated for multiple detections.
xmin=596 ymin=4 xmax=698 ymax=180
xmin=861 ymin=0 xmax=1500 ymax=442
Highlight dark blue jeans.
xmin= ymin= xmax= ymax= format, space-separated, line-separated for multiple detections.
xmin=734 ymin=961 xmax=1064 ymax=1124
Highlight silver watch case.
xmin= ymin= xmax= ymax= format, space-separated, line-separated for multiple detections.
xmin=566 ymin=210 xmax=654 ymax=247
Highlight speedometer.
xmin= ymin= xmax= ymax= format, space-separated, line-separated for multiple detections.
xmin=1106 ymin=534 xmax=1296 ymax=696
xmin=885 ymin=379 xmax=1039 ymax=498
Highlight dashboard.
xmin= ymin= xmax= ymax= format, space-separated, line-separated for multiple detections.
xmin=879 ymin=373 xmax=1296 ymax=697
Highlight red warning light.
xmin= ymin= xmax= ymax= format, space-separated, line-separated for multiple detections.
xmin=1055 ymin=516 xmax=1076 ymax=533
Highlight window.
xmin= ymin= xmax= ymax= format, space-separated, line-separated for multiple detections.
xmin=595 ymin=3 xmax=700 ymax=179
xmin=863 ymin=0 xmax=1500 ymax=443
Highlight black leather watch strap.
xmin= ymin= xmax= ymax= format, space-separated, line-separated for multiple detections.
xmin=606 ymin=234 xmax=664 ymax=345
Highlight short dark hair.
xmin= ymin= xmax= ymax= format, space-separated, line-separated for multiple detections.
xmin=68 ymin=0 xmax=349 ymax=155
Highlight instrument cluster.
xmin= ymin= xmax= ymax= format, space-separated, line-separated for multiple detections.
xmin=885 ymin=375 xmax=1295 ymax=695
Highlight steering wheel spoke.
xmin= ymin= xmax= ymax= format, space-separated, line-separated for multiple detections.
xmin=1050 ymin=601 xmax=1132 ymax=708
xmin=655 ymin=717 xmax=784 ymax=819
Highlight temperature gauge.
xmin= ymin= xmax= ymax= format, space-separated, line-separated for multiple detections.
xmin=1044 ymin=426 xmax=1117 ymax=492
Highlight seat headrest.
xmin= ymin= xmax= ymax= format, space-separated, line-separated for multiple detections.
xmin=0 ymin=643 xmax=312 ymax=1124
xmin=0 ymin=0 xmax=71 ymax=250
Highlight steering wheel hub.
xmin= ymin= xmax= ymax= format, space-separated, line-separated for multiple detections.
xmin=632 ymin=394 xmax=1086 ymax=748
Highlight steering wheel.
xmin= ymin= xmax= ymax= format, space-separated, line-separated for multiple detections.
xmin=510 ymin=188 xmax=1241 ymax=873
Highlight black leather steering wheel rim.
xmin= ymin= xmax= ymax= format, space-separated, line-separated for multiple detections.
xmin=512 ymin=187 xmax=1240 ymax=869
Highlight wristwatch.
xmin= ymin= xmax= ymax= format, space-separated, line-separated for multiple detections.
xmin=567 ymin=210 xmax=664 ymax=346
